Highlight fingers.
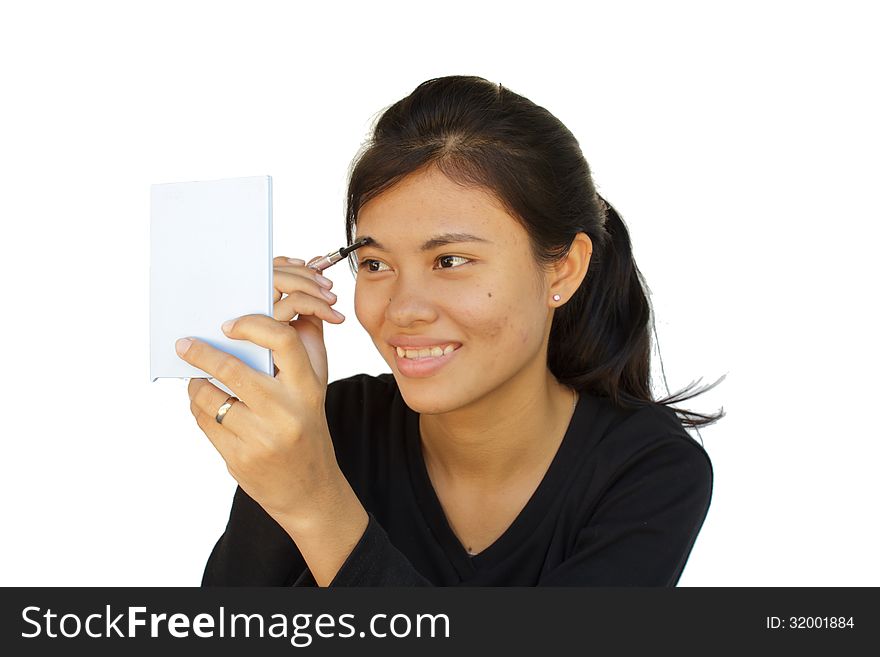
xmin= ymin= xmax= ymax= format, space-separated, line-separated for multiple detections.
xmin=273 ymin=255 xmax=333 ymax=291
xmin=188 ymin=377 xmax=249 ymax=458
xmin=272 ymin=256 xmax=344 ymax=323
xmin=274 ymin=288 xmax=345 ymax=324
xmin=221 ymin=313 xmax=320 ymax=387
xmin=276 ymin=256 xmax=305 ymax=266
xmin=176 ymin=336 xmax=275 ymax=412
xmin=274 ymin=269 xmax=337 ymax=305
xmin=272 ymin=256 xmax=313 ymax=302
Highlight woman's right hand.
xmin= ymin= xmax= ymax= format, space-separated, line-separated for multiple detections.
xmin=270 ymin=256 xmax=346 ymax=382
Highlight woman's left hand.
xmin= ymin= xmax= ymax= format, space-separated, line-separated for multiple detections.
xmin=176 ymin=314 xmax=341 ymax=530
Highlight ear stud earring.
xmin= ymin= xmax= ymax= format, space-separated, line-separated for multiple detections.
xmin=552 ymin=294 xmax=561 ymax=302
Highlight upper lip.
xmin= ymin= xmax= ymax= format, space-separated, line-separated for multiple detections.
xmin=388 ymin=335 xmax=462 ymax=349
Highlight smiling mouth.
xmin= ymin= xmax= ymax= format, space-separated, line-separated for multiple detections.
xmin=394 ymin=344 xmax=460 ymax=360
xmin=391 ymin=342 xmax=461 ymax=378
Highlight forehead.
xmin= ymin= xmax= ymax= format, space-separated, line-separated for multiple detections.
xmin=356 ymin=167 xmax=522 ymax=239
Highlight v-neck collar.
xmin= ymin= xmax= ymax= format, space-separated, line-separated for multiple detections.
xmin=403 ymin=392 xmax=592 ymax=581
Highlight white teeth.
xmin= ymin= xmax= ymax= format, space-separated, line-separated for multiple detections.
xmin=395 ymin=344 xmax=458 ymax=360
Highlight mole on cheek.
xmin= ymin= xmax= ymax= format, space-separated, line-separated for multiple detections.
xmin=487 ymin=292 xmax=492 ymax=298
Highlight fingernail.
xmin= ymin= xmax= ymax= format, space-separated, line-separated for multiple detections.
xmin=320 ymin=288 xmax=337 ymax=302
xmin=315 ymin=274 xmax=333 ymax=289
xmin=287 ymin=258 xmax=305 ymax=265
xmin=332 ymin=309 xmax=345 ymax=321
xmin=175 ymin=338 xmax=193 ymax=356
xmin=221 ymin=319 xmax=236 ymax=333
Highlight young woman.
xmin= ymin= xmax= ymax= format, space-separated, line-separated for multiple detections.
xmin=181 ymin=75 xmax=723 ymax=586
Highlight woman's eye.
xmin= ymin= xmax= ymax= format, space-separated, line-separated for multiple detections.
xmin=358 ymin=255 xmax=471 ymax=273
xmin=358 ymin=258 xmax=389 ymax=272
xmin=435 ymin=255 xmax=470 ymax=269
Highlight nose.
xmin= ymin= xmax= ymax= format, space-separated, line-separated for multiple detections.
xmin=384 ymin=275 xmax=440 ymax=327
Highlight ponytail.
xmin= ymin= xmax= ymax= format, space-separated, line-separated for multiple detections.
xmin=549 ymin=195 xmax=724 ymax=429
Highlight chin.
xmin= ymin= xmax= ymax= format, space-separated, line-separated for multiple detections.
xmin=392 ymin=377 xmax=462 ymax=415
xmin=382 ymin=345 xmax=494 ymax=414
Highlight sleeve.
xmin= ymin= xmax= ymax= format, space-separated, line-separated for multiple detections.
xmin=537 ymin=437 xmax=713 ymax=586
xmin=291 ymin=512 xmax=434 ymax=587
xmin=201 ymin=485 xmax=309 ymax=586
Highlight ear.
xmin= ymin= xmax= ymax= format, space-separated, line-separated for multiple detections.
xmin=548 ymin=232 xmax=592 ymax=303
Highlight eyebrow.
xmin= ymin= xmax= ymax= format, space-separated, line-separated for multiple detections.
xmin=354 ymin=232 xmax=492 ymax=253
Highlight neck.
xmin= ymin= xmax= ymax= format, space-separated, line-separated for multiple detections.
xmin=418 ymin=363 xmax=577 ymax=491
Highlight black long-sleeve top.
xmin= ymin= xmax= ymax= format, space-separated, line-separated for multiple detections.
xmin=202 ymin=372 xmax=713 ymax=586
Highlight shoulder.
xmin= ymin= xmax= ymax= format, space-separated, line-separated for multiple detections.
xmin=584 ymin=396 xmax=713 ymax=497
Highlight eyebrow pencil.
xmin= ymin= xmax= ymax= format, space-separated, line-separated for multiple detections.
xmin=305 ymin=236 xmax=373 ymax=271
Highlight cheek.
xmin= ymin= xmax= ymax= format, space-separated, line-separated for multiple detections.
xmin=457 ymin=294 xmax=539 ymax=347
xmin=353 ymin=286 xmax=382 ymax=330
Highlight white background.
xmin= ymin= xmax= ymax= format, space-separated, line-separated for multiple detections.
xmin=1 ymin=0 xmax=876 ymax=586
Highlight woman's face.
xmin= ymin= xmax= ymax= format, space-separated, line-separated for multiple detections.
xmin=353 ymin=166 xmax=554 ymax=415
